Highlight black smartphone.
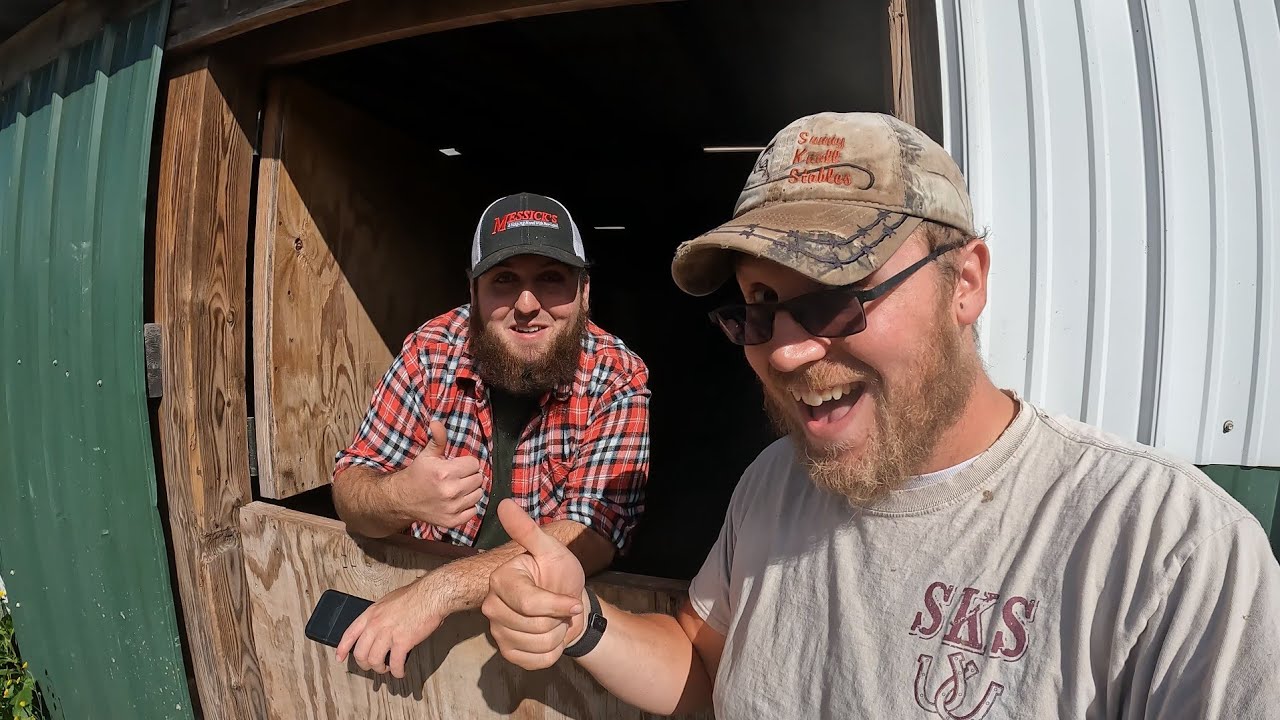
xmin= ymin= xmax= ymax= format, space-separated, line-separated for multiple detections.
xmin=305 ymin=589 xmax=373 ymax=648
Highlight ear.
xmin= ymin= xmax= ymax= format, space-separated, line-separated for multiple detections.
xmin=580 ymin=272 xmax=591 ymax=310
xmin=953 ymin=240 xmax=990 ymax=329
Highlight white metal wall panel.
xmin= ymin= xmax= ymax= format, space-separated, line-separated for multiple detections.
xmin=939 ymin=0 xmax=1280 ymax=466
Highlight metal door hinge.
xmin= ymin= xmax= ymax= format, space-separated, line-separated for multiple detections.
xmin=143 ymin=323 xmax=163 ymax=398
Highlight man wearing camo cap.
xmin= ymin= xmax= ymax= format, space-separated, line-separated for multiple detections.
xmin=481 ymin=112 xmax=1280 ymax=718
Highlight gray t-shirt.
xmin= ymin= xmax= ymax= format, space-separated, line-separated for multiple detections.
xmin=690 ymin=399 xmax=1280 ymax=719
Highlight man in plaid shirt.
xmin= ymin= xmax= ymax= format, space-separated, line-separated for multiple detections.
xmin=330 ymin=192 xmax=651 ymax=679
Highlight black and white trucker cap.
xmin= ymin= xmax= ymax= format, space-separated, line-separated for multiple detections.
xmin=470 ymin=192 xmax=587 ymax=277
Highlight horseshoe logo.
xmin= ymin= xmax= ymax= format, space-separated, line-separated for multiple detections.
xmin=913 ymin=653 xmax=1006 ymax=720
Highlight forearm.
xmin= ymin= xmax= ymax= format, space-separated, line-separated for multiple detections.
xmin=427 ymin=520 xmax=616 ymax=614
xmin=331 ymin=465 xmax=414 ymax=538
xmin=574 ymin=601 xmax=714 ymax=715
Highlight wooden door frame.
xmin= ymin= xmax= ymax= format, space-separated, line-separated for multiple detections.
xmin=166 ymin=0 xmax=678 ymax=60
xmin=151 ymin=1 xmax=941 ymax=716
xmin=153 ymin=52 xmax=268 ymax=719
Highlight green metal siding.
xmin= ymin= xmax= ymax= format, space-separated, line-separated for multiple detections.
xmin=1202 ymin=466 xmax=1280 ymax=558
xmin=0 ymin=3 xmax=194 ymax=718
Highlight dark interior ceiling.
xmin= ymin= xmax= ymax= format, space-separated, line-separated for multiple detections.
xmin=297 ymin=0 xmax=890 ymax=235
xmin=292 ymin=0 xmax=892 ymax=578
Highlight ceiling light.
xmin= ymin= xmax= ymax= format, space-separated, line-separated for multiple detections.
xmin=438 ymin=148 xmax=461 ymax=156
xmin=702 ymin=146 xmax=765 ymax=153
xmin=593 ymin=226 xmax=625 ymax=230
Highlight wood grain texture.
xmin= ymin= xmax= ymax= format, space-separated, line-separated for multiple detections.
xmin=253 ymin=76 xmax=467 ymax=499
xmin=153 ymin=55 xmax=268 ymax=719
xmin=226 ymin=0 xmax=675 ymax=66
xmin=887 ymin=0 xmax=915 ymax=128
xmin=165 ymin=0 xmax=349 ymax=53
xmin=240 ymin=502 xmax=711 ymax=719
xmin=886 ymin=0 xmax=943 ymax=143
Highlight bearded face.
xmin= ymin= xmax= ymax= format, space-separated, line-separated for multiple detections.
xmin=737 ymin=240 xmax=978 ymax=505
xmin=759 ymin=294 xmax=975 ymax=504
xmin=469 ymin=256 xmax=588 ymax=396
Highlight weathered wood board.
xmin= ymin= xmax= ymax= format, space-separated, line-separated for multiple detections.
xmin=154 ymin=55 xmax=268 ymax=719
xmin=253 ymin=76 xmax=468 ymax=499
xmin=886 ymin=0 xmax=943 ymax=142
xmin=166 ymin=0 xmax=349 ymax=52
xmin=239 ymin=503 xmax=712 ymax=719
xmin=224 ymin=0 xmax=677 ymax=67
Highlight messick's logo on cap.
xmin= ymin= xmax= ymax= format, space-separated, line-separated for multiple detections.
xmin=493 ymin=210 xmax=560 ymax=234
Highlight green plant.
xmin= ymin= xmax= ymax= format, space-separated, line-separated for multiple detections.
xmin=1 ymin=593 xmax=45 ymax=720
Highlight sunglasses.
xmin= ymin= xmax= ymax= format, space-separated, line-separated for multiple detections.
xmin=708 ymin=241 xmax=967 ymax=346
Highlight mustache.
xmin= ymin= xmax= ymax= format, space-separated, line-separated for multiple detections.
xmin=763 ymin=359 xmax=881 ymax=397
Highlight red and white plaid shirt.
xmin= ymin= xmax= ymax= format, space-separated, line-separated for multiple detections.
xmin=334 ymin=305 xmax=651 ymax=552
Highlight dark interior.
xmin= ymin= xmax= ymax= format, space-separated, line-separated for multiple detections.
xmin=286 ymin=0 xmax=893 ymax=578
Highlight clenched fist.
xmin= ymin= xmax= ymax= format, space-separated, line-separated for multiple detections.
xmin=395 ymin=420 xmax=484 ymax=529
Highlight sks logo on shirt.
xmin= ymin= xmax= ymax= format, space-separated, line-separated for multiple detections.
xmin=907 ymin=581 xmax=1039 ymax=720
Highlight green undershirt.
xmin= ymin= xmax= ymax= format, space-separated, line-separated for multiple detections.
xmin=473 ymin=387 xmax=540 ymax=550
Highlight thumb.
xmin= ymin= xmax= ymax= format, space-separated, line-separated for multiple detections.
xmin=498 ymin=499 xmax=565 ymax=560
xmin=423 ymin=420 xmax=447 ymax=458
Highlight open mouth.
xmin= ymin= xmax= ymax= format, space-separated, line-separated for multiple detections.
xmin=789 ymin=382 xmax=867 ymax=426
xmin=509 ymin=325 xmax=548 ymax=338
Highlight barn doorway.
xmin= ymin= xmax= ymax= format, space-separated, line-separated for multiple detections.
xmin=249 ymin=0 xmax=935 ymax=578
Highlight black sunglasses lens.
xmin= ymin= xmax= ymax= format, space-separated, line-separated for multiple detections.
xmin=712 ymin=290 xmax=866 ymax=345
xmin=742 ymin=305 xmax=774 ymax=345
xmin=711 ymin=306 xmax=747 ymax=345
xmin=791 ymin=290 xmax=867 ymax=337
xmin=712 ymin=305 xmax=774 ymax=345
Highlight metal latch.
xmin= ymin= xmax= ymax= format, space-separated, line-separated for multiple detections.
xmin=143 ymin=323 xmax=163 ymax=399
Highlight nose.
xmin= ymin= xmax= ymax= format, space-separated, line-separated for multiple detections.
xmin=513 ymin=289 xmax=541 ymax=317
xmin=765 ymin=310 xmax=827 ymax=374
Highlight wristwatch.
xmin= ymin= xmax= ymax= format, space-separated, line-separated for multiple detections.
xmin=563 ymin=586 xmax=607 ymax=658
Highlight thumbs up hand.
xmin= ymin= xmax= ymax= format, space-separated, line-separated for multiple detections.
xmin=396 ymin=420 xmax=484 ymax=529
xmin=482 ymin=499 xmax=587 ymax=670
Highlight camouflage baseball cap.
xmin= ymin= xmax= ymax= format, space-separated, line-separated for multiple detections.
xmin=672 ymin=112 xmax=975 ymax=296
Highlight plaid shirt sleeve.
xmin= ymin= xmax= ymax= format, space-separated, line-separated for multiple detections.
xmin=551 ymin=365 xmax=651 ymax=553
xmin=333 ymin=339 xmax=429 ymax=476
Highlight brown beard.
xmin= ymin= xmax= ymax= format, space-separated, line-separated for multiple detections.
xmin=762 ymin=289 xmax=977 ymax=505
xmin=469 ymin=298 xmax=588 ymax=396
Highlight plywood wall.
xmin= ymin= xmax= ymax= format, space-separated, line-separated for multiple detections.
xmin=239 ymin=503 xmax=711 ymax=719
xmin=253 ymin=76 xmax=470 ymax=498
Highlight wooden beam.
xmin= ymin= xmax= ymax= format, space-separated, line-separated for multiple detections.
xmin=887 ymin=0 xmax=915 ymax=127
xmin=886 ymin=0 xmax=943 ymax=143
xmin=153 ymin=54 xmax=268 ymax=719
xmin=165 ymin=0 xmax=350 ymax=54
xmin=240 ymin=502 xmax=711 ymax=719
xmin=905 ymin=0 xmax=943 ymax=142
xmin=226 ymin=0 xmax=675 ymax=67
xmin=0 ymin=0 xmax=152 ymax=93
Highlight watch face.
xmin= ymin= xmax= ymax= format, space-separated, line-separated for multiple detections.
xmin=589 ymin=614 xmax=608 ymax=632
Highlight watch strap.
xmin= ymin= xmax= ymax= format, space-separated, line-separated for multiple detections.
xmin=563 ymin=586 xmax=606 ymax=658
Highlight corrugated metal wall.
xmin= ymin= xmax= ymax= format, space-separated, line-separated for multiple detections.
xmin=0 ymin=2 xmax=195 ymax=718
xmin=939 ymin=0 xmax=1280 ymax=468
xmin=1201 ymin=465 xmax=1280 ymax=555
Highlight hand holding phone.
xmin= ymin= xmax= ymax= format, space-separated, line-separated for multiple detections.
xmin=306 ymin=589 xmax=374 ymax=648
